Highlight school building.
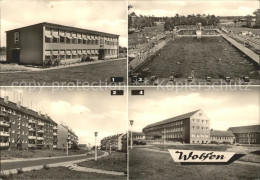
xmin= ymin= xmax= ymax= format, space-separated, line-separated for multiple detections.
xmin=6 ymin=22 xmax=120 ymax=65
xmin=228 ymin=125 xmax=260 ymax=144
xmin=143 ymin=109 xmax=211 ymax=144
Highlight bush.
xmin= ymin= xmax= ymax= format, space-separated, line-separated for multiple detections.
xmin=223 ymin=141 xmax=231 ymax=145
xmin=43 ymin=59 xmax=52 ymax=67
xmin=210 ymin=141 xmax=219 ymax=144
xmin=17 ymin=168 xmax=23 ymax=174
xmin=43 ymin=164 xmax=50 ymax=170
xmin=52 ymin=58 xmax=60 ymax=66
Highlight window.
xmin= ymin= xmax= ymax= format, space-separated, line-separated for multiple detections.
xmin=45 ymin=29 xmax=52 ymax=43
xmin=14 ymin=32 xmax=19 ymax=44
xmin=12 ymin=129 xmax=15 ymax=133
xmin=60 ymin=50 xmax=66 ymax=60
xmin=60 ymin=31 xmax=65 ymax=43
xmin=52 ymin=30 xmax=60 ymax=43
xmin=66 ymin=32 xmax=72 ymax=43
xmin=45 ymin=50 xmax=52 ymax=60
xmin=52 ymin=50 xmax=59 ymax=60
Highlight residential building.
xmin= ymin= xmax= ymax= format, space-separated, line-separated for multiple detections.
xmin=100 ymin=133 xmax=124 ymax=151
xmin=57 ymin=124 xmax=78 ymax=150
xmin=131 ymin=132 xmax=145 ymax=140
xmin=228 ymin=125 xmax=260 ymax=144
xmin=6 ymin=22 xmax=120 ymax=65
xmin=0 ymin=96 xmax=58 ymax=150
xmin=210 ymin=130 xmax=235 ymax=144
xmin=143 ymin=109 xmax=211 ymax=144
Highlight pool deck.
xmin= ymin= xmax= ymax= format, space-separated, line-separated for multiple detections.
xmin=217 ymin=29 xmax=259 ymax=65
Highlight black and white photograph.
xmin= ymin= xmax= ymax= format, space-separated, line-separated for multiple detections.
xmin=0 ymin=87 xmax=127 ymax=179
xmin=0 ymin=0 xmax=127 ymax=86
xmin=0 ymin=0 xmax=260 ymax=179
xmin=128 ymin=87 xmax=260 ymax=180
xmin=128 ymin=0 xmax=260 ymax=85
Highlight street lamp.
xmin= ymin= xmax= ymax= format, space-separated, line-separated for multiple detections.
xmin=66 ymin=138 xmax=69 ymax=156
xmin=129 ymin=120 xmax=134 ymax=150
xmin=94 ymin=132 xmax=98 ymax=161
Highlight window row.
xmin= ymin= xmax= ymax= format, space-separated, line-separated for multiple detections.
xmin=191 ymin=119 xmax=208 ymax=124
xmin=191 ymin=134 xmax=209 ymax=138
xmin=211 ymin=136 xmax=234 ymax=140
xmin=164 ymin=127 xmax=183 ymax=133
xmin=239 ymin=138 xmax=257 ymax=143
xmin=191 ymin=126 xmax=209 ymax=131
xmin=239 ymin=133 xmax=257 ymax=137
xmin=165 ymin=134 xmax=183 ymax=138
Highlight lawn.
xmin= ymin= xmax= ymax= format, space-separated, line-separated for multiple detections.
xmin=77 ymin=151 xmax=127 ymax=173
xmin=0 ymin=167 xmax=125 ymax=180
xmin=0 ymin=64 xmax=31 ymax=72
xmin=129 ymin=148 xmax=260 ymax=180
xmin=0 ymin=59 xmax=127 ymax=86
xmin=0 ymin=149 xmax=89 ymax=160
xmin=136 ymin=36 xmax=259 ymax=80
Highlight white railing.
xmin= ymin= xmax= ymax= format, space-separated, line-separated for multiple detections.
xmin=0 ymin=142 xmax=9 ymax=147
xmin=28 ymin=135 xmax=36 ymax=139
xmin=37 ymin=129 xmax=44 ymax=133
xmin=29 ymin=119 xmax=37 ymax=124
xmin=37 ymin=137 xmax=44 ymax=140
xmin=53 ymin=132 xmax=58 ymax=136
xmin=0 ymin=121 xmax=10 ymax=127
xmin=0 ymin=131 xmax=10 ymax=136
xmin=38 ymin=122 xmax=44 ymax=126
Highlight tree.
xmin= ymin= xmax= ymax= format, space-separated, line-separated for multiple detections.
xmin=70 ymin=142 xmax=79 ymax=150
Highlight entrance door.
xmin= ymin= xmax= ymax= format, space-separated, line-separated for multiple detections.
xmin=98 ymin=49 xmax=105 ymax=60
xmin=12 ymin=49 xmax=20 ymax=64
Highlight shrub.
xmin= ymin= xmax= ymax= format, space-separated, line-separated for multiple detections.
xmin=17 ymin=168 xmax=23 ymax=174
xmin=52 ymin=58 xmax=60 ymax=66
xmin=43 ymin=59 xmax=52 ymax=67
xmin=43 ymin=164 xmax=50 ymax=170
xmin=211 ymin=141 xmax=219 ymax=144
xmin=223 ymin=141 xmax=231 ymax=145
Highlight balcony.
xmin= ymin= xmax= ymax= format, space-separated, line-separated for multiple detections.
xmin=37 ymin=137 xmax=44 ymax=140
xmin=53 ymin=132 xmax=58 ymax=136
xmin=38 ymin=122 xmax=44 ymax=126
xmin=0 ymin=131 xmax=10 ymax=137
xmin=0 ymin=121 xmax=10 ymax=127
xmin=28 ymin=144 xmax=36 ymax=148
xmin=28 ymin=135 xmax=36 ymax=139
xmin=53 ymin=126 xmax=58 ymax=130
xmin=0 ymin=142 xmax=9 ymax=147
xmin=29 ymin=119 xmax=37 ymax=124
xmin=37 ymin=129 xmax=44 ymax=133
xmin=53 ymin=145 xmax=57 ymax=148
xmin=29 ymin=127 xmax=36 ymax=131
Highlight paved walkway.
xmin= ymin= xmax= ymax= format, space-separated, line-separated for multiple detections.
xmin=68 ymin=163 xmax=125 ymax=176
xmin=0 ymin=151 xmax=109 ymax=175
xmin=217 ymin=30 xmax=259 ymax=64
xmin=0 ymin=58 xmax=126 ymax=74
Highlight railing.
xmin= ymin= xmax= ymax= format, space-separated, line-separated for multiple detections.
xmin=53 ymin=132 xmax=58 ymax=136
xmin=0 ymin=142 xmax=9 ymax=147
xmin=29 ymin=119 xmax=37 ymax=124
xmin=53 ymin=126 xmax=58 ymax=130
xmin=28 ymin=135 xmax=36 ymax=139
xmin=0 ymin=131 xmax=10 ymax=136
xmin=0 ymin=121 xmax=10 ymax=127
xmin=38 ymin=122 xmax=44 ymax=126
xmin=37 ymin=129 xmax=44 ymax=133
xmin=37 ymin=137 xmax=44 ymax=140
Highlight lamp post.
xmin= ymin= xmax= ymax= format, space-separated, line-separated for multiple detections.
xmin=130 ymin=120 xmax=134 ymax=150
xmin=66 ymin=138 xmax=69 ymax=156
xmin=109 ymin=140 xmax=111 ymax=154
xmin=94 ymin=132 xmax=98 ymax=161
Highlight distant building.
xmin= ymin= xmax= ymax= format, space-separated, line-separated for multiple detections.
xmin=100 ymin=133 xmax=124 ymax=151
xmin=57 ymin=124 xmax=78 ymax=150
xmin=0 ymin=96 xmax=58 ymax=150
xmin=210 ymin=130 xmax=235 ymax=144
xmin=228 ymin=125 xmax=260 ymax=144
xmin=6 ymin=22 xmax=119 ymax=65
xmin=131 ymin=132 xmax=145 ymax=140
xmin=78 ymin=144 xmax=87 ymax=149
xmin=143 ymin=109 xmax=211 ymax=144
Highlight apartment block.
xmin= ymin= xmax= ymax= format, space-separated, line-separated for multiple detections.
xmin=143 ymin=109 xmax=211 ymax=144
xmin=100 ymin=133 xmax=124 ymax=151
xmin=228 ymin=125 xmax=260 ymax=144
xmin=0 ymin=96 xmax=58 ymax=150
xmin=6 ymin=22 xmax=120 ymax=65
xmin=57 ymin=124 xmax=78 ymax=150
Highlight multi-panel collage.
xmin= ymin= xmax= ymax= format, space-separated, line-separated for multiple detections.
xmin=0 ymin=0 xmax=259 ymax=180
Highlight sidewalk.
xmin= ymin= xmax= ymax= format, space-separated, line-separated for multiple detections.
xmin=1 ymin=151 xmax=109 ymax=175
xmin=0 ymin=58 xmax=126 ymax=74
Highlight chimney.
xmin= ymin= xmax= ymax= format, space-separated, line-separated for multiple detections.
xmin=38 ymin=111 xmax=41 ymax=116
xmin=17 ymin=101 xmax=21 ymax=108
xmin=4 ymin=96 xmax=9 ymax=104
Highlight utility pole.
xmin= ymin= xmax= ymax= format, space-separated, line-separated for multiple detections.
xmin=94 ymin=132 xmax=98 ymax=161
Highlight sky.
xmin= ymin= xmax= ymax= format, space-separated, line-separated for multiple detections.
xmin=0 ymin=87 xmax=127 ymax=146
xmin=0 ymin=0 xmax=127 ymax=47
xmin=129 ymin=0 xmax=259 ymax=17
xmin=129 ymin=87 xmax=260 ymax=132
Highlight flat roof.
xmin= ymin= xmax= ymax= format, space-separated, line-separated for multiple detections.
xmin=6 ymin=22 xmax=120 ymax=37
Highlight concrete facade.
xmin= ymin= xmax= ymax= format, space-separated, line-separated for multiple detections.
xmin=57 ymin=124 xmax=78 ymax=150
xmin=0 ymin=96 xmax=58 ymax=150
xmin=143 ymin=109 xmax=211 ymax=144
xmin=6 ymin=22 xmax=120 ymax=65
